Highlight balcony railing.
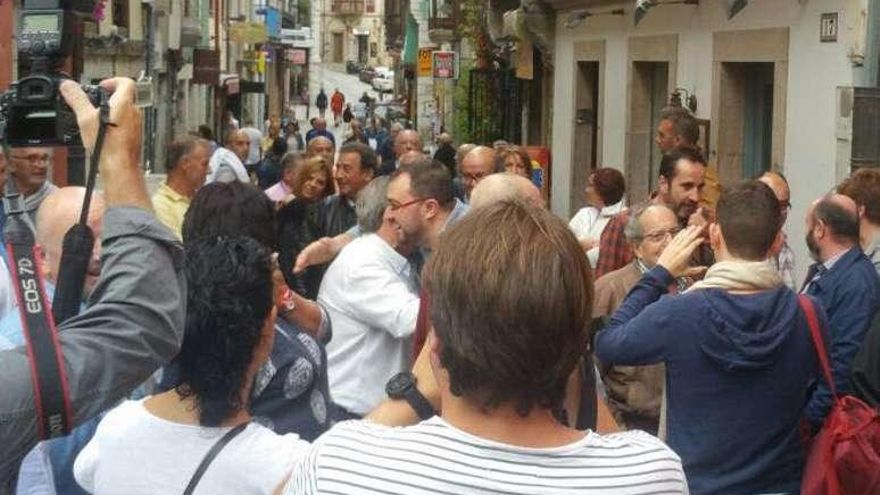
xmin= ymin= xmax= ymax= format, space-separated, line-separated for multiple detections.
xmin=429 ymin=0 xmax=459 ymax=32
xmin=332 ymin=0 xmax=364 ymax=15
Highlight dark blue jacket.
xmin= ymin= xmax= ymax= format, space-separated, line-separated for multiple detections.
xmin=802 ymin=247 xmax=880 ymax=423
xmin=596 ymin=266 xmax=831 ymax=495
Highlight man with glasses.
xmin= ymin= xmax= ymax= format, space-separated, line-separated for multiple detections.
xmin=317 ymin=175 xmax=420 ymax=421
xmin=5 ymin=147 xmax=57 ymax=225
xmin=593 ymin=203 xmax=686 ymax=435
xmin=595 ymin=147 xmax=709 ymax=278
xmin=759 ymin=171 xmax=796 ymax=288
xmin=459 ymin=145 xmax=502 ymax=201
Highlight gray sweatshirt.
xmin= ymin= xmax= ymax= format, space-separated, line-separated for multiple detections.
xmin=0 ymin=207 xmax=186 ymax=485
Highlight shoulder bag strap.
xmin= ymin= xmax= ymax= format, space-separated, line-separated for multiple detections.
xmin=797 ymin=295 xmax=838 ymax=399
xmin=182 ymin=422 xmax=249 ymax=495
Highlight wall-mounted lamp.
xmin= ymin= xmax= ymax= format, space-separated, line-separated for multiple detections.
xmin=634 ymin=0 xmax=699 ymax=26
xmin=722 ymin=0 xmax=749 ymax=19
xmin=669 ymin=88 xmax=698 ymax=114
xmin=564 ymin=8 xmax=625 ymax=29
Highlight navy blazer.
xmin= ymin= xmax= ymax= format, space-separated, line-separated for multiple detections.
xmin=803 ymin=247 xmax=880 ymax=423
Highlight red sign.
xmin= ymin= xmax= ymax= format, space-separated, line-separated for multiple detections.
xmin=286 ymin=49 xmax=307 ymax=64
xmin=432 ymin=51 xmax=457 ymax=79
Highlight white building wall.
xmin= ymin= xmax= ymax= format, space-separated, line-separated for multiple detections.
xmin=552 ymin=0 xmax=871 ymax=285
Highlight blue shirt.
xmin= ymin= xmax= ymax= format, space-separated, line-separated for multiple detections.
xmin=596 ymin=266 xmax=829 ymax=495
xmin=802 ymin=247 xmax=880 ymax=422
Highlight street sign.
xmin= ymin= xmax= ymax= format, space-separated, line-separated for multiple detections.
xmin=432 ymin=51 xmax=457 ymax=79
xmin=418 ymin=48 xmax=433 ymax=77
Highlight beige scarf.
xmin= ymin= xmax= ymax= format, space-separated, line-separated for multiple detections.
xmin=685 ymin=259 xmax=783 ymax=292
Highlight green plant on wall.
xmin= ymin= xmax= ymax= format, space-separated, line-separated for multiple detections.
xmin=453 ymin=59 xmax=473 ymax=142
xmin=453 ymin=0 xmax=500 ymax=144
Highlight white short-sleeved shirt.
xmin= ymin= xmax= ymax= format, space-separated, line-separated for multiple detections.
xmin=74 ymin=399 xmax=309 ymax=494
xmin=569 ymin=201 xmax=625 ymax=267
xmin=285 ymin=417 xmax=689 ymax=494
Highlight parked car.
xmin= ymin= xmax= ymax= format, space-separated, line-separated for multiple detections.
xmin=346 ymin=61 xmax=364 ymax=74
xmin=358 ymin=67 xmax=377 ymax=83
xmin=372 ymin=71 xmax=394 ymax=93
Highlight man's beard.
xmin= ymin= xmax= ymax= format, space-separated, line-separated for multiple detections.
xmin=806 ymin=230 xmax=821 ymax=261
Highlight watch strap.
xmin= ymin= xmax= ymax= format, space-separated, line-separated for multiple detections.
xmin=403 ymin=386 xmax=436 ymax=421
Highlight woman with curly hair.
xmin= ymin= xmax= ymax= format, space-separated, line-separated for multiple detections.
xmin=74 ymin=237 xmax=309 ymax=493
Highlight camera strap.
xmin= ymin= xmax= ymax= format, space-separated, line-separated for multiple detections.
xmin=52 ymin=94 xmax=112 ymax=324
xmin=2 ymin=95 xmax=114 ymax=439
xmin=3 ymin=185 xmax=73 ymax=439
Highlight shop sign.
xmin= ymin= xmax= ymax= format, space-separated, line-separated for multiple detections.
xmin=432 ymin=50 xmax=457 ymax=79
xmin=418 ymin=48 xmax=433 ymax=77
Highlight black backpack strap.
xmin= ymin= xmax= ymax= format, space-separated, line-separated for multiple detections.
xmin=182 ymin=422 xmax=249 ymax=495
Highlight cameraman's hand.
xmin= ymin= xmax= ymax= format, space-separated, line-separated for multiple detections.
xmin=656 ymin=224 xmax=707 ymax=279
xmin=60 ymin=78 xmax=150 ymax=210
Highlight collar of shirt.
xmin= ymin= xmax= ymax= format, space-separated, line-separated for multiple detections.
xmin=157 ymin=182 xmax=190 ymax=204
xmin=599 ymin=201 xmax=625 ymax=219
xmin=441 ymin=199 xmax=469 ymax=234
xmin=823 ymin=250 xmax=847 ymax=271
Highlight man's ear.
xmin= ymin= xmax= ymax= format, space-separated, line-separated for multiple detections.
xmin=657 ymin=175 xmax=670 ymax=196
xmin=768 ymin=229 xmax=784 ymax=258
xmin=859 ymin=205 xmax=867 ymax=221
xmin=709 ymin=222 xmax=723 ymax=253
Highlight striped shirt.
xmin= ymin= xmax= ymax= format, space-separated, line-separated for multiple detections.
xmin=285 ymin=417 xmax=688 ymax=494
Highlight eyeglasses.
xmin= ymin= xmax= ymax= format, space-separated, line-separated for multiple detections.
xmin=387 ymin=197 xmax=428 ymax=211
xmin=10 ymin=153 xmax=51 ymax=165
xmin=642 ymin=227 xmax=681 ymax=243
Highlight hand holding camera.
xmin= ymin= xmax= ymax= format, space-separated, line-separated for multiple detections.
xmin=59 ymin=78 xmax=149 ymax=210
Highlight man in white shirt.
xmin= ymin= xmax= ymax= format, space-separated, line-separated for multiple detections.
xmin=240 ymin=121 xmax=264 ymax=173
xmin=319 ymin=159 xmax=464 ymax=419
xmin=318 ymin=176 xmax=419 ymax=420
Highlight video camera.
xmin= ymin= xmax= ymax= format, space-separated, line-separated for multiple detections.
xmin=0 ymin=1 xmax=106 ymax=147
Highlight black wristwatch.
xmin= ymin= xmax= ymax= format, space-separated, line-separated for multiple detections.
xmin=385 ymin=372 xmax=437 ymax=421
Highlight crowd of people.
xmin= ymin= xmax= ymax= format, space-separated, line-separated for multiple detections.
xmin=0 ymin=75 xmax=878 ymax=494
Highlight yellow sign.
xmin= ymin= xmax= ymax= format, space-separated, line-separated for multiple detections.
xmin=229 ymin=22 xmax=267 ymax=44
xmin=418 ymin=48 xmax=433 ymax=77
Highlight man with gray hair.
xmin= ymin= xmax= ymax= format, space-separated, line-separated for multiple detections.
xmin=593 ymin=203 xmax=686 ymax=435
xmin=152 ymin=135 xmax=211 ymax=239
xmin=318 ymin=176 xmax=421 ymax=421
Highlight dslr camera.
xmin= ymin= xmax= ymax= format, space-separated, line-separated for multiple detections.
xmin=0 ymin=2 xmax=106 ymax=148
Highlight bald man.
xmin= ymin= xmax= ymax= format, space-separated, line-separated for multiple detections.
xmin=469 ymin=172 xmax=542 ymax=210
xmin=759 ymin=172 xmax=795 ymax=289
xmin=801 ymin=193 xmax=880 ymax=426
xmin=1 ymin=187 xmax=105 ymax=342
xmin=460 ymin=146 xmax=501 ymax=200
xmin=377 ymin=129 xmax=423 ymax=176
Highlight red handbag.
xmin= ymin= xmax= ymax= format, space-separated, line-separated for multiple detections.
xmin=799 ymin=296 xmax=880 ymax=495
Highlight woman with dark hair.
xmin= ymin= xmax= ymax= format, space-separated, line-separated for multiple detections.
xmin=74 ymin=237 xmax=309 ymax=493
xmin=180 ymin=182 xmax=331 ymax=440
xmin=277 ymin=157 xmax=335 ymax=298
xmin=569 ymin=167 xmax=626 ymax=268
